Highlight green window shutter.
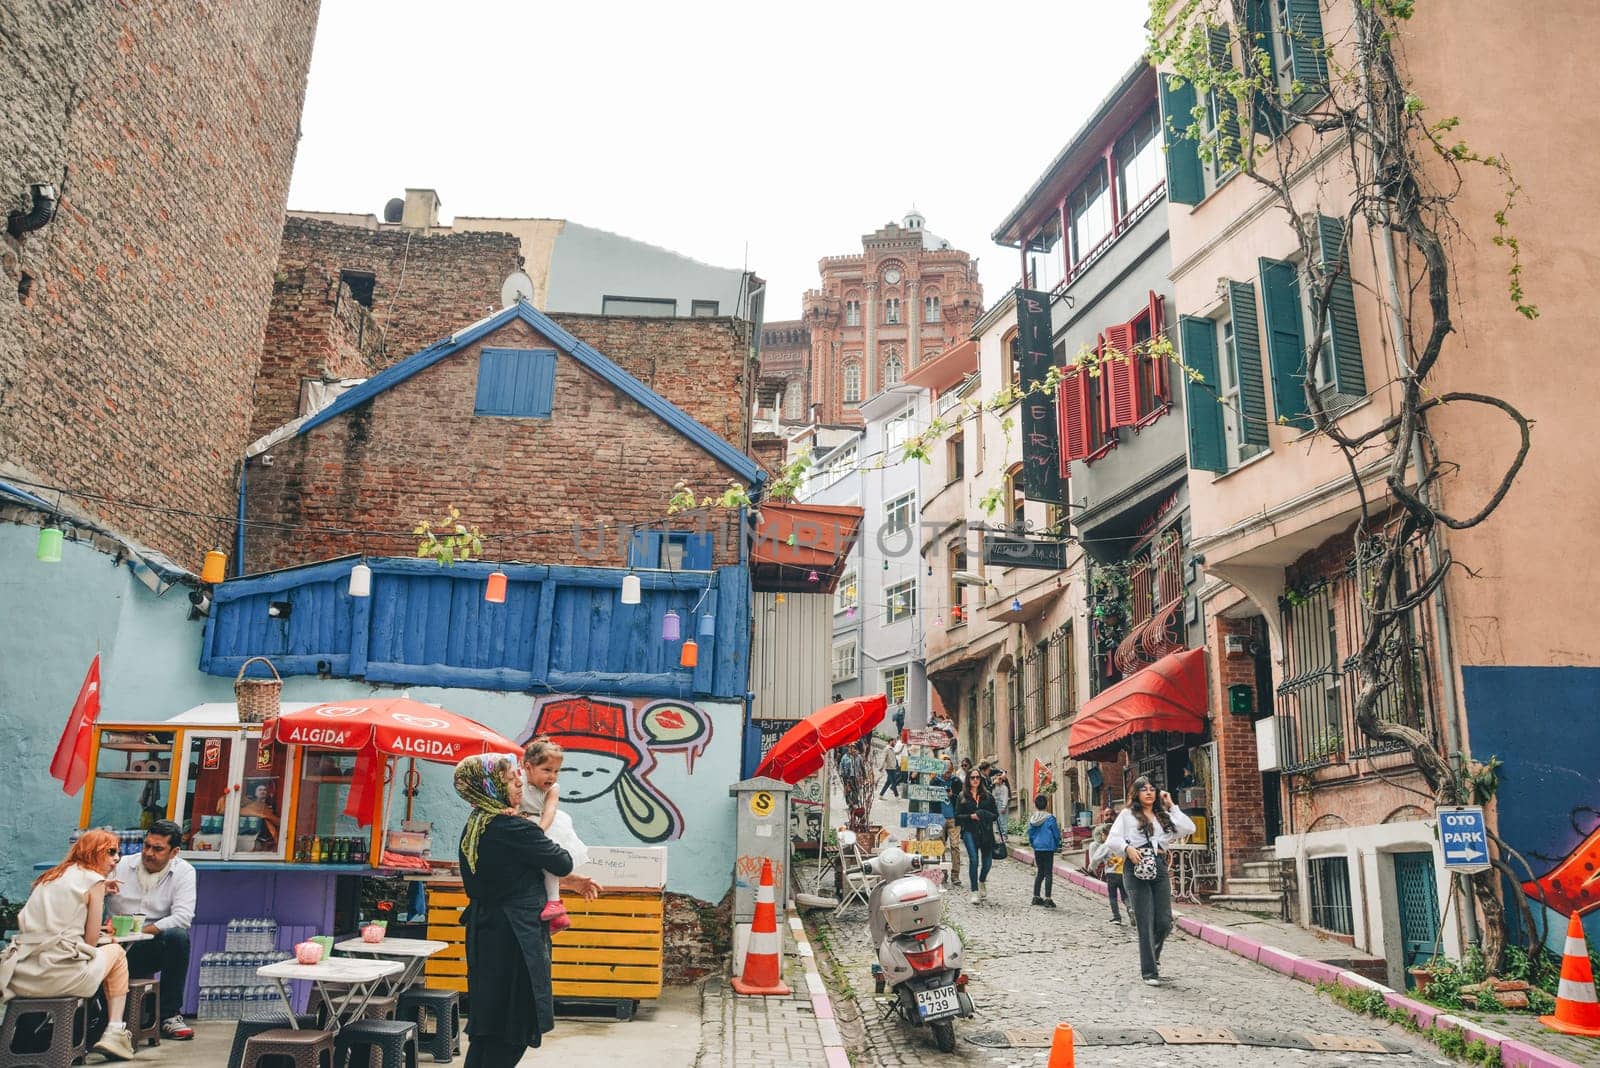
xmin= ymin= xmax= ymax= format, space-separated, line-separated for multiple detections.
xmin=1226 ymin=281 xmax=1271 ymax=447
xmin=1207 ymin=27 xmax=1243 ymax=171
xmin=1258 ymin=257 xmax=1312 ymax=429
xmin=1316 ymin=214 xmax=1367 ymax=398
xmin=1180 ymin=316 xmax=1227 ymax=473
xmin=1246 ymin=0 xmax=1284 ymax=138
xmin=1285 ymin=0 xmax=1328 ymax=111
xmin=1159 ymin=74 xmax=1205 ymax=206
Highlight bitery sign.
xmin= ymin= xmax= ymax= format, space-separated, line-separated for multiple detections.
xmin=1015 ymin=288 xmax=1063 ymax=503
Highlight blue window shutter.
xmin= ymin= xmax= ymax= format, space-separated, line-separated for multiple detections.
xmin=1226 ymin=281 xmax=1272 ymax=447
xmin=682 ymin=533 xmax=713 ymax=571
xmin=1179 ymin=316 xmax=1226 ymax=473
xmin=475 ymin=348 xmax=556 ymax=417
xmin=1316 ymin=215 xmax=1367 ymax=398
xmin=1285 ymin=0 xmax=1328 ymax=112
xmin=1258 ymin=258 xmax=1312 ymax=429
xmin=1159 ymin=74 xmax=1205 ymax=206
xmin=628 ymin=530 xmax=663 ymax=568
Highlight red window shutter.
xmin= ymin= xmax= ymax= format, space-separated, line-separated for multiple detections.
xmin=1103 ymin=322 xmax=1139 ymax=429
xmin=1148 ymin=290 xmax=1170 ymax=404
xmin=1057 ymin=368 xmax=1093 ymax=466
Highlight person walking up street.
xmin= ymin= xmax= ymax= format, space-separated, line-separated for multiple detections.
xmin=991 ymin=770 xmax=1011 ymax=848
xmin=1105 ymin=777 xmax=1195 ymax=985
xmin=1095 ymin=805 xmax=1132 ymax=926
xmin=954 ymin=773 xmax=998 ymax=904
xmin=878 ymin=737 xmax=905 ymax=799
xmin=939 ymin=760 xmax=961 ymax=875
xmin=1026 ymin=794 xmax=1060 ymax=907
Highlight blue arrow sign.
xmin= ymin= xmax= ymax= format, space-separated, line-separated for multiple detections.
xmin=1438 ymin=806 xmax=1490 ymax=872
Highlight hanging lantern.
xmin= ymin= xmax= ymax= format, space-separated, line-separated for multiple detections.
xmin=698 ymin=613 xmax=715 ymax=639
xmin=846 ymin=605 xmax=856 ymax=619
xmin=680 ymin=639 xmax=699 ymax=668
xmin=882 ymin=560 xmax=889 ymax=571
xmin=620 ymin=574 xmax=642 ymax=605
xmin=934 ymin=616 xmax=944 ymax=627
xmin=485 ymin=570 xmax=508 ymax=604
xmin=1011 ymin=597 xmax=1023 ymax=613
xmin=35 ymin=525 xmax=63 ymax=563
xmin=786 ymin=533 xmax=796 ymax=547
xmin=348 ymin=562 xmax=372 ymax=598
xmin=846 ymin=584 xmax=857 ymax=600
xmin=200 ymin=549 xmax=227 ymax=584
xmin=775 ymin=594 xmax=786 ymax=606
xmin=807 ymin=570 xmax=820 ymax=583
xmin=662 ymin=609 xmax=681 ymax=642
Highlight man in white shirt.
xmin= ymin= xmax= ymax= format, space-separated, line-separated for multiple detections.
xmin=105 ymin=819 xmax=197 ymax=1039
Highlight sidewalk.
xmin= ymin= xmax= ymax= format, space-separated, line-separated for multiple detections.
xmin=1014 ymin=845 xmax=1597 ymax=1068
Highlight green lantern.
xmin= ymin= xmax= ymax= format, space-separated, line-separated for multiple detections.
xmin=36 ymin=526 xmax=63 ymax=563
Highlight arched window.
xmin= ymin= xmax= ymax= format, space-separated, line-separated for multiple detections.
xmin=1005 ymin=463 xmax=1026 ymax=531
xmin=884 ymin=353 xmax=903 ymax=385
xmin=782 ymin=382 xmax=804 ymax=420
xmin=843 ymin=362 xmax=863 ymax=403
xmin=924 ymin=294 xmax=940 ymax=323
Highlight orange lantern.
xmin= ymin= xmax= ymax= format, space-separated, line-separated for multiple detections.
xmin=680 ymin=639 xmax=699 ymax=668
xmin=485 ymin=570 xmax=508 ymax=603
xmin=200 ymin=550 xmax=227 ymax=584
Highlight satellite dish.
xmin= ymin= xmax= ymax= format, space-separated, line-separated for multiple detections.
xmin=500 ymin=271 xmax=534 ymax=308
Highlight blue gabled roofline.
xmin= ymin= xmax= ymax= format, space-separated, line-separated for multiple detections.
xmin=292 ymin=302 xmax=764 ymax=484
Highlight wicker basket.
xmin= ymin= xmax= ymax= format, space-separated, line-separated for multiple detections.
xmin=234 ymin=656 xmax=282 ymax=724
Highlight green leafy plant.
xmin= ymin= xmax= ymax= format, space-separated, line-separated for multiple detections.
xmin=413 ymin=506 xmax=483 ymax=565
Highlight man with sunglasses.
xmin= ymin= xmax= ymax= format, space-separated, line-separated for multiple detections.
xmin=105 ymin=820 xmax=197 ymax=1039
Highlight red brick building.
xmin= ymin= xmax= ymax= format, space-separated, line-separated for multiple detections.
xmin=1 ymin=0 xmax=320 ymax=566
xmin=243 ymin=303 xmax=761 ymax=573
xmin=769 ymin=212 xmax=982 ymax=427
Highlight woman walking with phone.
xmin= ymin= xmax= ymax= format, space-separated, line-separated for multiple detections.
xmin=1104 ymin=777 xmax=1195 ymax=985
xmin=954 ymin=773 xmax=998 ymax=904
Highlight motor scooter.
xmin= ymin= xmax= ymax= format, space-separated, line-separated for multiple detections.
xmin=862 ymin=846 xmax=975 ymax=1053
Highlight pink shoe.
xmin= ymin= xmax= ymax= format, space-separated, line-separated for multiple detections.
xmin=541 ymin=900 xmax=572 ymax=933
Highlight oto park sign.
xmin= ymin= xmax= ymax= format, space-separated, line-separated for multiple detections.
xmin=1437 ymin=806 xmax=1490 ymax=873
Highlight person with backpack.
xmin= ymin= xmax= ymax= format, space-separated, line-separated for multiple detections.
xmin=1026 ymin=794 xmax=1060 ymax=907
xmin=1105 ymin=777 xmax=1195 ymax=985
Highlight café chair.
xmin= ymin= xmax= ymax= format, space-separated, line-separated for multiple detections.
xmin=239 ymin=1027 xmax=335 ymax=1068
xmin=0 ymin=996 xmax=88 ymax=1068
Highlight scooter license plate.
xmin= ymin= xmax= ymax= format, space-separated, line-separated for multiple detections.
xmin=915 ymin=984 xmax=958 ymax=1018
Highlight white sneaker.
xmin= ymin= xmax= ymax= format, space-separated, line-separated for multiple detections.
xmin=979 ymin=883 xmax=988 ymax=902
xmin=970 ymin=892 xmax=980 ymax=905
xmin=94 ymin=1025 xmax=137 ymax=1061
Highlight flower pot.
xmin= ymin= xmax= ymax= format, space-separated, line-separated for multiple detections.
xmin=295 ymin=941 xmax=325 ymax=965
xmin=1408 ymin=966 xmax=1433 ymax=996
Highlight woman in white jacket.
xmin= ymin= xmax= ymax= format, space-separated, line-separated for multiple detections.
xmin=1104 ymin=777 xmax=1195 ymax=985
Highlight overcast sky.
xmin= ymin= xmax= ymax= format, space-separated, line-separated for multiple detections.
xmin=287 ymin=2 xmax=1151 ymax=321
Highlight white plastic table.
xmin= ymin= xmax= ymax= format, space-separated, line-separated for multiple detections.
xmin=334 ymin=936 xmax=448 ymax=993
xmin=257 ymin=957 xmax=402 ymax=1032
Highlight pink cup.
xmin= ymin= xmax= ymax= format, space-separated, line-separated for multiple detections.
xmin=295 ymin=941 xmax=324 ymax=965
xmin=360 ymin=924 xmax=385 ymax=944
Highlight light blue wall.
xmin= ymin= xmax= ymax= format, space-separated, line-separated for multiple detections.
xmin=0 ymin=524 xmax=739 ymax=904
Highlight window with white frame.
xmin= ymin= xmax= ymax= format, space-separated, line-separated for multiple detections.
xmin=1116 ymin=105 xmax=1165 ymax=213
xmin=845 ymin=299 xmax=861 ymax=327
xmin=884 ymin=353 xmax=903 ymax=386
xmin=883 ymin=664 xmax=909 ymax=703
xmin=832 ymin=639 xmax=858 ymax=682
xmin=885 ymin=580 xmax=916 ymax=624
xmin=835 ymin=571 xmax=858 ymax=614
xmin=884 ymin=491 xmax=916 ymax=535
xmin=884 ymin=297 xmax=901 ymax=325
xmin=1217 ymin=315 xmax=1265 ymax=467
xmin=923 ymin=295 xmax=940 ymax=323
xmin=843 ymin=362 xmax=862 ymax=403
xmin=1068 ymin=163 xmax=1113 ymax=266
xmin=883 ymin=408 xmax=915 ymax=453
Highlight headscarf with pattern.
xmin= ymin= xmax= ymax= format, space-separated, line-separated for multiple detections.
xmin=454 ymin=752 xmax=521 ymax=873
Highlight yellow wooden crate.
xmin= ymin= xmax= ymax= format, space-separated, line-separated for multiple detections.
xmin=422 ymin=884 xmax=665 ymax=1004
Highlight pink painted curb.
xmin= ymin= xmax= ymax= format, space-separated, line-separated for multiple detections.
xmin=824 ymin=1048 xmax=851 ymax=1068
xmin=1500 ymin=1038 xmax=1580 ymax=1068
xmin=1200 ymin=924 xmax=1231 ymax=948
xmin=1257 ymin=946 xmax=1301 ymax=975
xmin=810 ymin=993 xmax=833 ymax=1019
xmin=1176 ymin=915 xmax=1204 ymax=936
xmin=1225 ymin=933 xmax=1265 ymax=961
xmin=1384 ymin=991 xmax=1438 ymax=1028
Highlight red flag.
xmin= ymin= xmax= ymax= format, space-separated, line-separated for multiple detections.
xmin=50 ymin=654 xmax=101 ymax=796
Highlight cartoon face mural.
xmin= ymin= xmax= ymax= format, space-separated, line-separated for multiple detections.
xmin=518 ymin=696 xmax=712 ymax=843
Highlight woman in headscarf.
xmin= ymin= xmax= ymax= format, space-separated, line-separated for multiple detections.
xmin=453 ymin=752 xmax=581 ymax=1067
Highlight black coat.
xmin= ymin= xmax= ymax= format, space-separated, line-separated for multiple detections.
xmin=954 ymin=788 xmax=998 ymax=853
xmin=460 ymin=814 xmax=574 ymax=1049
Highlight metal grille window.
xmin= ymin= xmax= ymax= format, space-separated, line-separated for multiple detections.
xmin=1307 ymin=855 xmax=1354 ymax=935
xmin=1026 ymin=642 xmax=1050 ymax=730
xmin=1041 ymin=625 xmax=1074 ymax=721
xmin=1007 ymin=672 xmax=1024 ymax=746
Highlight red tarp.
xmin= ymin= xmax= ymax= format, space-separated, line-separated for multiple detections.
xmin=1066 ymin=648 xmax=1207 ymax=759
xmin=753 ymin=694 xmax=888 ymax=785
xmin=267 ymin=698 xmax=521 ymax=825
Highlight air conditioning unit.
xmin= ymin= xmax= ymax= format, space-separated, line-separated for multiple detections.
xmin=1225 ymin=634 xmax=1250 ymax=657
xmin=1256 ymin=715 xmax=1284 ymax=772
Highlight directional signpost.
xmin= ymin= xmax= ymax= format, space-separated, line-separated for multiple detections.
xmin=1438 ymin=806 xmax=1490 ymax=873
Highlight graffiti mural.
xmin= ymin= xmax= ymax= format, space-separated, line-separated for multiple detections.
xmin=518 ymin=695 xmax=713 ymax=843
xmin=1461 ymin=666 xmax=1600 ymax=947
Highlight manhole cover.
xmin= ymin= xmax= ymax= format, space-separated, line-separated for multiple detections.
xmin=1153 ymin=1026 xmax=1239 ymax=1045
xmin=961 ymin=1030 xmax=1011 ymax=1048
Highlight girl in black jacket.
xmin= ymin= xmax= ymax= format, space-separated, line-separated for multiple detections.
xmin=954 ymin=775 xmax=998 ymax=903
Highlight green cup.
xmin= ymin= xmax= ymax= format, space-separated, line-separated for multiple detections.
xmin=111 ymin=915 xmax=139 ymax=937
xmin=311 ymin=935 xmax=334 ymax=956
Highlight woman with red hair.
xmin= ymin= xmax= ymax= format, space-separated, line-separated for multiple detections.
xmin=0 ymin=829 xmax=136 ymax=1060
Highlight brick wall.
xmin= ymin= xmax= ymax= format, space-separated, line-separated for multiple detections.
xmin=251 ymin=270 xmax=385 ymax=440
xmin=0 ymin=0 xmax=319 ymax=566
xmin=663 ymin=888 xmax=732 ymax=985
xmin=1210 ymin=614 xmax=1268 ymax=880
xmin=243 ymin=316 xmax=745 ymax=571
xmin=1289 ymin=761 xmax=1433 ymax=831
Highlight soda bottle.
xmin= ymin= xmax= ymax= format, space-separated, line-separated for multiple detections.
xmin=311 ymin=836 xmax=322 ymax=864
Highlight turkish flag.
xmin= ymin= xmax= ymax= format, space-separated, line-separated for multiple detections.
xmin=50 ymin=655 xmax=101 ymax=796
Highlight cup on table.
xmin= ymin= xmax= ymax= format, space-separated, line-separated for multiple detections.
xmin=311 ymin=935 xmax=334 ymax=956
xmin=110 ymin=915 xmax=141 ymax=937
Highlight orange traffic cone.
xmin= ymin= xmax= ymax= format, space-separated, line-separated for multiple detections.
xmin=1046 ymin=1022 xmax=1074 ymax=1067
xmin=732 ymin=858 xmax=791 ymax=996
xmin=1541 ymin=911 xmax=1600 ymax=1036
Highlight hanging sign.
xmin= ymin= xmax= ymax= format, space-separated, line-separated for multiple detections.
xmin=901 ymin=811 xmax=947 ymax=830
xmin=907 ymin=783 xmax=947 ymax=803
xmin=982 ymin=533 xmax=1067 ymax=571
xmin=905 ymin=728 xmax=952 ymax=749
xmin=1015 ymin=288 xmax=1063 ymax=503
xmin=907 ymin=755 xmax=946 ymax=775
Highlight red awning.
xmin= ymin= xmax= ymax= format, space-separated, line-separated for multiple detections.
xmin=1067 ymin=648 xmax=1208 ymax=759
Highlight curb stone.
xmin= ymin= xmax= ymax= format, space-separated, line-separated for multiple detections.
xmin=789 ymin=908 xmax=852 ymax=1067
xmin=1009 ymin=846 xmax=1588 ymax=1068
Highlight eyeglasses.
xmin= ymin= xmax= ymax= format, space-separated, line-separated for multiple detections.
xmin=103 ymin=848 xmax=121 ymax=857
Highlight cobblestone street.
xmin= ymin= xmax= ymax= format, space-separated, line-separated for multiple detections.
xmin=812 ymin=796 xmax=1445 ymax=1066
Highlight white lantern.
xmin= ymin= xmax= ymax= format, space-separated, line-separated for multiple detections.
xmin=349 ymin=562 xmax=372 ymax=598
xmin=620 ymin=574 xmax=642 ymax=605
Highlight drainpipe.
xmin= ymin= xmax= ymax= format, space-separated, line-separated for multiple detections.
xmin=234 ymin=458 xmax=248 ymax=577
xmin=1378 ymin=221 xmax=1479 ymax=947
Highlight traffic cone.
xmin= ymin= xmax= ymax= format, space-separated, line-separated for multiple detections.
xmin=1541 ymin=911 xmax=1600 ymax=1036
xmin=732 ymin=858 xmax=791 ymax=996
xmin=1046 ymin=1022 xmax=1074 ymax=1067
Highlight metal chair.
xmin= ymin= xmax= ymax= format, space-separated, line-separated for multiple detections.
xmin=395 ymin=987 xmax=459 ymax=1063
xmin=239 ymin=1027 xmax=335 ymax=1068
xmin=0 ymin=996 xmax=88 ymax=1068
xmin=833 ymin=831 xmax=879 ymax=917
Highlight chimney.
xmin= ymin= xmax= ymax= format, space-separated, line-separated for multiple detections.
xmin=401 ymin=188 xmax=441 ymax=229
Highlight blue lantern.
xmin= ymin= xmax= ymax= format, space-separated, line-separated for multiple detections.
xmin=698 ymin=613 xmax=715 ymax=639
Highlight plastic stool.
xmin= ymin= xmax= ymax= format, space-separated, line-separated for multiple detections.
xmin=225 ymin=1011 xmax=318 ymax=1068
xmin=239 ymin=1027 xmax=334 ymax=1068
xmin=334 ymin=1019 xmax=418 ymax=1068
xmin=0 ymin=996 xmax=88 ymax=1068
xmin=124 ymin=977 xmax=161 ymax=1048
xmin=358 ymin=994 xmax=398 ymax=1021
xmin=396 ymin=988 xmax=459 ymax=1063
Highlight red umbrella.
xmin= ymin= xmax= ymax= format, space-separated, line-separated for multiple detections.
xmin=753 ymin=694 xmax=888 ymax=785
xmin=267 ymin=698 xmax=521 ymax=825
